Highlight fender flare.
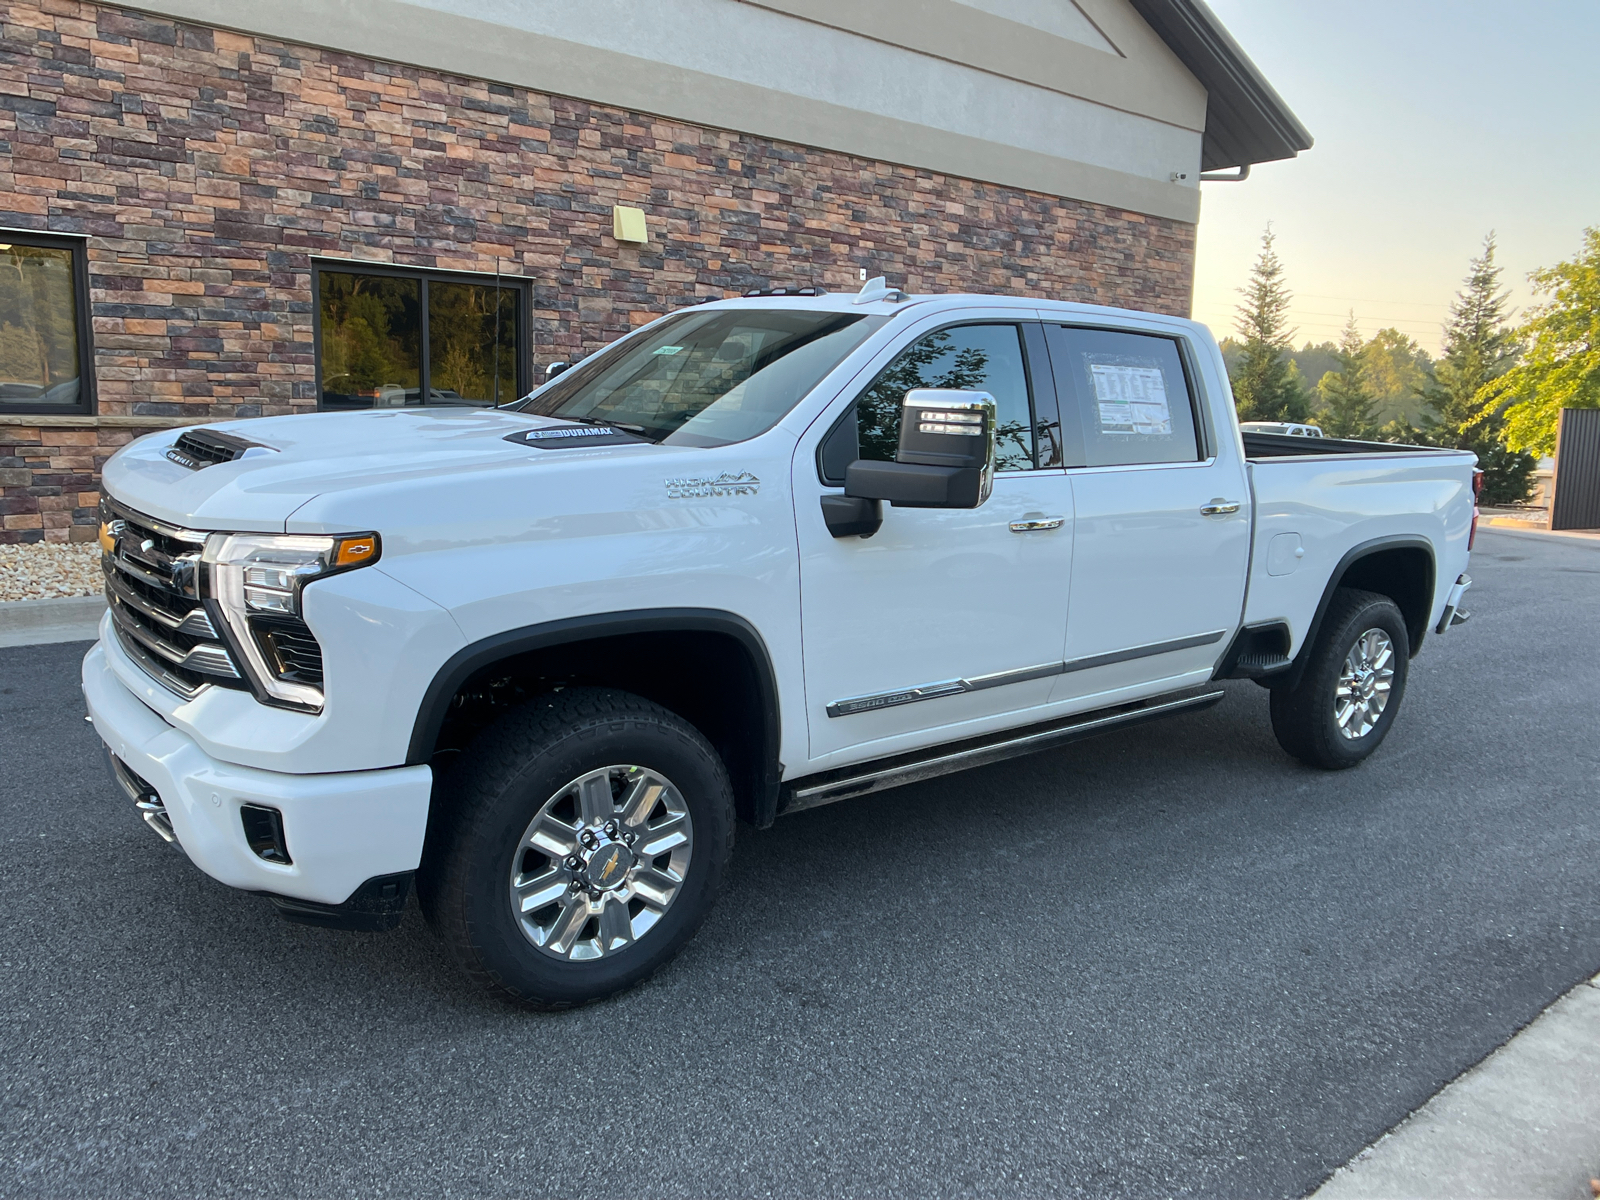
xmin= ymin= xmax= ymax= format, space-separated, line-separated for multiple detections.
xmin=1270 ymin=535 xmax=1436 ymax=691
xmin=407 ymin=608 xmax=783 ymax=826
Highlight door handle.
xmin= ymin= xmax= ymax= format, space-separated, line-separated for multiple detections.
xmin=1200 ymin=500 xmax=1241 ymax=516
xmin=1009 ymin=516 xmax=1065 ymax=532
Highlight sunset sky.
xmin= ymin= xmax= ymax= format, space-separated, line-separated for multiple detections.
xmin=1188 ymin=0 xmax=1600 ymax=354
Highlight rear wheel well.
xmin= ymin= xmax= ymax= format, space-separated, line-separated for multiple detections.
xmin=1334 ymin=546 xmax=1434 ymax=653
xmin=422 ymin=628 xmax=777 ymax=827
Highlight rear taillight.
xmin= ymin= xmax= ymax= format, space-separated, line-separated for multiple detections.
xmin=1469 ymin=468 xmax=1484 ymax=550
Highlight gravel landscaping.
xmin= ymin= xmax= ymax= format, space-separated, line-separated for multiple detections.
xmin=0 ymin=541 xmax=104 ymax=603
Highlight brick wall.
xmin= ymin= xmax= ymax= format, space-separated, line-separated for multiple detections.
xmin=0 ymin=417 xmax=179 ymax=541
xmin=0 ymin=0 xmax=1196 ymax=542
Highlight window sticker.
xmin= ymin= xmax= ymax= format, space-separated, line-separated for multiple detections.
xmin=652 ymin=345 xmax=685 ymax=356
xmin=1089 ymin=362 xmax=1172 ymax=436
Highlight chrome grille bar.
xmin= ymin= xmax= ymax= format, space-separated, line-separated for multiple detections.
xmin=101 ymin=496 xmax=240 ymax=697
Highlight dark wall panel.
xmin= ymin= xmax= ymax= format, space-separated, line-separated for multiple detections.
xmin=1551 ymin=408 xmax=1600 ymax=531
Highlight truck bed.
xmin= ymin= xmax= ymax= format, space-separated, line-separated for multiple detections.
xmin=1242 ymin=431 xmax=1457 ymax=460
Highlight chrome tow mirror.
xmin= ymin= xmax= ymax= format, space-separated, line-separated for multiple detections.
xmin=822 ymin=389 xmax=998 ymax=537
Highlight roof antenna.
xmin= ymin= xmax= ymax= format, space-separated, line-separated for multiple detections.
xmin=853 ymin=275 xmax=904 ymax=305
xmin=492 ymin=255 xmax=502 ymax=406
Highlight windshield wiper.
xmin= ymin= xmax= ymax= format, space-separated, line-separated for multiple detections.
xmin=559 ymin=414 xmax=653 ymax=436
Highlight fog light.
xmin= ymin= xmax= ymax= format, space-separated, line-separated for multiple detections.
xmin=240 ymin=804 xmax=291 ymax=864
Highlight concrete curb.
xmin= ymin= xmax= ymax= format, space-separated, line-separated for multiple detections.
xmin=1482 ymin=519 xmax=1600 ymax=541
xmin=0 ymin=594 xmax=107 ymax=648
xmin=1311 ymin=973 xmax=1600 ymax=1199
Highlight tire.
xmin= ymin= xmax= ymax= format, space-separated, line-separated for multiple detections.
xmin=1269 ymin=588 xmax=1410 ymax=770
xmin=418 ymin=687 xmax=735 ymax=1008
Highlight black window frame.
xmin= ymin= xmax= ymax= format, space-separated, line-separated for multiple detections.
xmin=816 ymin=318 xmax=1054 ymax=486
xmin=0 ymin=229 xmax=96 ymax=416
xmin=1040 ymin=323 xmax=1209 ymax=470
xmin=310 ymin=258 xmax=532 ymax=412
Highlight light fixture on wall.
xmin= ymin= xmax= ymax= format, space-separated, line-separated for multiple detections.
xmin=612 ymin=205 xmax=648 ymax=245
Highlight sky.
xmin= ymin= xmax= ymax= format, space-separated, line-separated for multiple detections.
xmin=1189 ymin=0 xmax=1600 ymax=356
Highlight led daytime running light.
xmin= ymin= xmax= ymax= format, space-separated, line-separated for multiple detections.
xmin=202 ymin=531 xmax=380 ymax=711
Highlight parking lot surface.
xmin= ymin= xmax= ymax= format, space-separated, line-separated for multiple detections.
xmin=2 ymin=527 xmax=1598 ymax=1199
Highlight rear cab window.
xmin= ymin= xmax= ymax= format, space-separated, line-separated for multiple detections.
xmin=1042 ymin=326 xmax=1204 ymax=468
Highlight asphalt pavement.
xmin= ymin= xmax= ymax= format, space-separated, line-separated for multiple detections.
xmin=2 ymin=526 xmax=1598 ymax=1199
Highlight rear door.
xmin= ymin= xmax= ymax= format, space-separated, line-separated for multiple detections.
xmin=794 ymin=314 xmax=1075 ymax=764
xmin=1042 ymin=323 xmax=1250 ymax=703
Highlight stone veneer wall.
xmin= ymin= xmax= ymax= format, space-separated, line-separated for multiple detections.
xmin=0 ymin=0 xmax=1196 ymax=542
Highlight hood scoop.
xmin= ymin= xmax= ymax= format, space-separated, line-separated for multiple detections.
xmin=166 ymin=428 xmax=278 ymax=470
xmin=503 ymin=424 xmax=646 ymax=449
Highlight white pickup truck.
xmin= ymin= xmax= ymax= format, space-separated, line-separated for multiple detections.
xmin=83 ymin=281 xmax=1478 ymax=1007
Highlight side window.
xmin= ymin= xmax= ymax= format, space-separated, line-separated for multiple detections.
xmin=1046 ymin=327 xmax=1201 ymax=468
xmin=856 ymin=323 xmax=1037 ymax=472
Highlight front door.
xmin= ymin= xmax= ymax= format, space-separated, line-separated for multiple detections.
xmin=1041 ymin=323 xmax=1251 ymax=704
xmin=795 ymin=317 xmax=1075 ymax=765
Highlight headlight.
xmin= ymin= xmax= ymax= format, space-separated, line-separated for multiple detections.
xmin=202 ymin=532 xmax=380 ymax=711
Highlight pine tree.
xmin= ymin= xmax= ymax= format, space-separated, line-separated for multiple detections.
xmin=1419 ymin=234 xmax=1536 ymax=504
xmin=1315 ymin=313 xmax=1378 ymax=438
xmin=1229 ymin=227 xmax=1310 ymax=423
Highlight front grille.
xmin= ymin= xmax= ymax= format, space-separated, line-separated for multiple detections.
xmin=102 ymin=498 xmax=244 ymax=698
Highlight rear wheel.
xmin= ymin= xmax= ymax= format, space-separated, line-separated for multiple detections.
xmin=1270 ymin=588 xmax=1410 ymax=770
xmin=419 ymin=688 xmax=734 ymax=1008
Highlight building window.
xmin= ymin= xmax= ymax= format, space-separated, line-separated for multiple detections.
xmin=314 ymin=262 xmax=526 ymax=410
xmin=0 ymin=232 xmax=94 ymax=414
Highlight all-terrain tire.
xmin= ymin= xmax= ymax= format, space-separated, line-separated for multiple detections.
xmin=1269 ymin=588 xmax=1410 ymax=770
xmin=418 ymin=687 xmax=735 ymax=1008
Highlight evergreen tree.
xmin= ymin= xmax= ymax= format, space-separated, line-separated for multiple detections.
xmin=1315 ymin=313 xmax=1378 ymax=438
xmin=1418 ymin=234 xmax=1536 ymax=504
xmin=1229 ymin=227 xmax=1309 ymax=422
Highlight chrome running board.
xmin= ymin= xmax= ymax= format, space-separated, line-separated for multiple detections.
xmin=782 ymin=688 xmax=1226 ymax=814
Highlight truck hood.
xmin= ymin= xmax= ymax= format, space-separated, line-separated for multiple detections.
xmin=100 ymin=408 xmax=662 ymax=531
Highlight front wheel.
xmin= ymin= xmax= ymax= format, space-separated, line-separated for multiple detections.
xmin=1270 ymin=588 xmax=1410 ymax=770
xmin=419 ymin=688 xmax=735 ymax=1008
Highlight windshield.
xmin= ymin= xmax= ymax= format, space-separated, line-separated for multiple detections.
xmin=514 ymin=309 xmax=888 ymax=446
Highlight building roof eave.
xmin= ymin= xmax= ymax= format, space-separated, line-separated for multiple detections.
xmin=1128 ymin=0 xmax=1314 ymax=171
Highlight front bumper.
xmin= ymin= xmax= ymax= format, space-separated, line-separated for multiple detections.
xmin=83 ymin=641 xmax=433 ymax=907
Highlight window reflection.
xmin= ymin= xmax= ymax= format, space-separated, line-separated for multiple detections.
xmin=316 ymin=270 xmax=523 ymax=409
xmin=428 ymin=282 xmax=518 ymax=405
xmin=317 ymin=272 xmax=420 ymax=410
xmin=856 ymin=324 xmax=1035 ymax=471
xmin=0 ymin=243 xmax=83 ymax=408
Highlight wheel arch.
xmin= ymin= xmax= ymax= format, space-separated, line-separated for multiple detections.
xmin=1271 ymin=536 xmax=1436 ymax=690
xmin=409 ymin=609 xmax=783 ymax=827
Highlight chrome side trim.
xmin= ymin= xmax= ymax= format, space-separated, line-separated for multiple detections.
xmin=1061 ymin=630 xmax=1226 ymax=674
xmin=789 ymin=689 xmax=1226 ymax=812
xmin=824 ymin=631 xmax=1228 ymax=718
xmin=825 ymin=660 xmax=1063 ymax=718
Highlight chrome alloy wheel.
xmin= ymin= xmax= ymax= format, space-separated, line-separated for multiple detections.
xmin=508 ymin=765 xmax=693 ymax=961
xmin=1335 ymin=627 xmax=1396 ymax=740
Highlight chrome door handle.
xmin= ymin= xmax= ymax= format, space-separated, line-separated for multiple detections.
xmin=1009 ymin=517 xmax=1065 ymax=532
xmin=1200 ymin=500 xmax=1241 ymax=516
